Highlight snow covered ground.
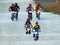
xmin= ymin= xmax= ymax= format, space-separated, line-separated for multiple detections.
xmin=0 ymin=0 xmax=60 ymax=45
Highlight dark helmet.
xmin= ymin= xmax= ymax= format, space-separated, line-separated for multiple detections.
xmin=27 ymin=18 xmax=30 ymax=21
xmin=12 ymin=3 xmax=14 ymax=5
xmin=11 ymin=3 xmax=15 ymax=7
xmin=38 ymin=3 xmax=40 ymax=5
xmin=35 ymin=21 xmax=38 ymax=24
xmin=15 ymin=2 xmax=18 ymax=6
xmin=29 ymin=4 xmax=31 ymax=6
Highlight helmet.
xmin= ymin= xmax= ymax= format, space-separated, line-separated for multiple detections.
xmin=35 ymin=21 xmax=38 ymax=24
xmin=27 ymin=18 xmax=30 ymax=21
xmin=15 ymin=2 xmax=18 ymax=5
xmin=12 ymin=3 xmax=14 ymax=5
xmin=11 ymin=3 xmax=15 ymax=7
xmin=29 ymin=4 xmax=31 ymax=6
xmin=38 ymin=3 xmax=40 ymax=5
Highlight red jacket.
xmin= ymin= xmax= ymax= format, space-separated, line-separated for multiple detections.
xmin=26 ymin=6 xmax=31 ymax=11
xmin=35 ymin=5 xmax=43 ymax=11
xmin=25 ymin=21 xmax=31 ymax=25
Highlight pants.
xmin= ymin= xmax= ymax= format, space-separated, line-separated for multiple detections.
xmin=16 ymin=11 xmax=18 ymax=20
xmin=33 ymin=29 xmax=39 ymax=40
xmin=11 ymin=12 xmax=16 ymax=21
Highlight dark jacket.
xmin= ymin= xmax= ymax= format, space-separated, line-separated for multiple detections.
xmin=15 ymin=4 xmax=20 ymax=11
xmin=9 ymin=6 xmax=16 ymax=11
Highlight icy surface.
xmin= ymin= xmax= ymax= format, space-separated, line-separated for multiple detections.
xmin=0 ymin=0 xmax=60 ymax=45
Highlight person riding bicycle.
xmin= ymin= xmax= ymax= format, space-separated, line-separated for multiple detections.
xmin=14 ymin=3 xmax=20 ymax=21
xmin=34 ymin=3 xmax=43 ymax=16
xmin=24 ymin=18 xmax=32 ymax=34
xmin=9 ymin=3 xmax=17 ymax=21
xmin=26 ymin=4 xmax=34 ymax=20
xmin=32 ymin=21 xmax=40 ymax=41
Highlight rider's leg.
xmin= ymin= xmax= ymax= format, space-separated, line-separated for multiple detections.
xmin=26 ymin=28 xmax=28 ymax=34
xmin=36 ymin=11 xmax=37 ymax=16
xmin=36 ymin=10 xmax=40 ymax=20
xmin=28 ymin=13 xmax=32 ymax=20
xmin=36 ymin=33 xmax=39 ymax=40
xmin=11 ymin=13 xmax=15 ymax=21
xmin=16 ymin=11 xmax=18 ymax=21
xmin=33 ymin=34 xmax=35 ymax=39
xmin=30 ymin=13 xmax=32 ymax=20
xmin=29 ymin=28 xmax=31 ymax=34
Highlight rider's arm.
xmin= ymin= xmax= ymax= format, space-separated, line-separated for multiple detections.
xmin=39 ymin=5 xmax=43 ymax=9
xmin=32 ymin=25 xmax=34 ymax=32
xmin=25 ymin=21 xmax=27 ymax=25
xmin=31 ymin=6 xmax=34 ymax=11
xmin=39 ymin=25 xmax=41 ymax=32
xmin=17 ymin=5 xmax=20 ymax=10
xmin=24 ymin=22 xmax=27 ymax=29
xmin=9 ymin=6 xmax=11 ymax=11
xmin=18 ymin=6 xmax=20 ymax=9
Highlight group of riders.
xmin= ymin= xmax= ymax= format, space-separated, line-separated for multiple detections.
xmin=9 ymin=3 xmax=20 ymax=21
xmin=26 ymin=3 xmax=43 ymax=20
xmin=24 ymin=19 xmax=40 ymax=41
xmin=9 ymin=2 xmax=43 ymax=41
